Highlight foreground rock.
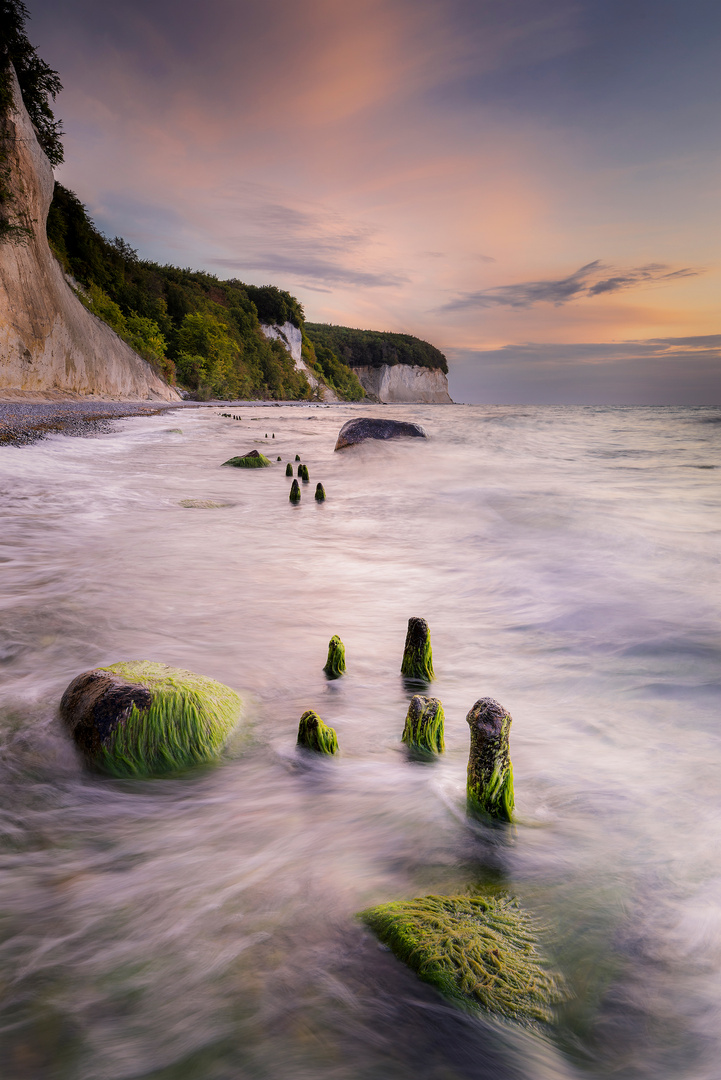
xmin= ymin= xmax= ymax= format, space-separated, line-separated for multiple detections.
xmin=0 ymin=69 xmax=178 ymax=402
xmin=60 ymin=661 xmax=242 ymax=777
xmin=334 ymin=417 xmax=427 ymax=450
xmin=360 ymin=893 xmax=567 ymax=1025
xmin=222 ymin=450 xmax=271 ymax=467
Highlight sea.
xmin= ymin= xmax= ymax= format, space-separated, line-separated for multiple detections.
xmin=0 ymin=402 xmax=719 ymax=1080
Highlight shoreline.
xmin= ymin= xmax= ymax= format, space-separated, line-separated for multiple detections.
xmin=0 ymin=400 xmax=192 ymax=447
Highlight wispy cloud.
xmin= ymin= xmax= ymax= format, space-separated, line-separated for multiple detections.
xmin=442 ymin=261 xmax=702 ymax=311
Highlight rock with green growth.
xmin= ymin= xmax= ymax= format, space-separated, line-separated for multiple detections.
xmin=401 ymin=695 xmax=444 ymax=753
xmin=360 ymin=893 xmax=566 ymax=1025
xmin=466 ymin=697 xmax=514 ymax=822
xmin=179 ymin=499 xmax=232 ymax=509
xmin=59 ymin=661 xmax=242 ymax=778
xmin=323 ymin=635 xmax=346 ymax=678
xmin=315 ymin=483 xmax=326 ymax=501
xmin=400 ymin=617 xmax=435 ymax=681
xmin=286 ymin=462 xmax=294 ymax=476
xmin=297 ymin=710 xmax=338 ymax=754
xmin=222 ymin=450 xmax=271 ymax=468
xmin=289 ymin=479 xmax=301 ymax=502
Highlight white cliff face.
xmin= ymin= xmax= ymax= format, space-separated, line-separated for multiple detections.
xmin=259 ymin=322 xmax=339 ymax=402
xmin=0 ymin=69 xmax=179 ymax=402
xmin=352 ymin=364 xmax=452 ymax=404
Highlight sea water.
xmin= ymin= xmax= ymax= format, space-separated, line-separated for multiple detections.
xmin=0 ymin=403 xmax=719 ymax=1080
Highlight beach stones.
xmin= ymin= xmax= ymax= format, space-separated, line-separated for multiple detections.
xmin=222 ymin=450 xmax=271 ymax=467
xmin=334 ymin=417 xmax=427 ymax=450
xmin=466 ymin=697 xmax=515 ymax=822
xmin=59 ymin=661 xmax=242 ymax=777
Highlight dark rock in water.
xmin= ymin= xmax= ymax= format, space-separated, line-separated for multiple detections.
xmin=295 ymin=454 xmax=301 ymax=461
xmin=59 ymin=661 xmax=242 ymax=778
xmin=222 ymin=450 xmax=271 ymax=468
xmin=334 ymin=417 xmax=427 ymax=450
xmin=297 ymin=709 xmax=338 ymax=754
xmin=401 ymin=694 xmax=445 ymax=753
xmin=466 ymin=697 xmax=514 ymax=822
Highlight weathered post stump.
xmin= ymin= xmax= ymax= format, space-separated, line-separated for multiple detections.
xmin=315 ymin=483 xmax=326 ymax=501
xmin=298 ymin=463 xmax=310 ymax=482
xmin=289 ymin=479 xmax=301 ymax=503
xmin=286 ymin=462 xmax=294 ymax=476
xmin=323 ymin=635 xmax=346 ymax=678
xmin=466 ymin=697 xmax=514 ymax=822
xmin=295 ymin=454 xmax=301 ymax=461
xmin=400 ymin=617 xmax=435 ymax=681
xmin=401 ymin=695 xmax=445 ymax=753
xmin=297 ymin=710 xmax=338 ymax=754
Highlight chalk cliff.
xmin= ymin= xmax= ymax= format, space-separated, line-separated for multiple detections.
xmin=353 ymin=364 xmax=452 ymax=404
xmin=0 ymin=68 xmax=178 ymax=402
xmin=259 ymin=322 xmax=339 ymax=402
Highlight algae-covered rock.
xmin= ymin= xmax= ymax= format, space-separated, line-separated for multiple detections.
xmin=297 ymin=710 xmax=338 ymax=754
xmin=400 ymin=617 xmax=435 ymax=681
xmin=315 ymin=483 xmax=326 ymax=501
xmin=286 ymin=462 xmax=294 ymax=476
xmin=179 ymin=499 xmax=233 ymax=509
xmin=401 ymin=695 xmax=444 ymax=753
xmin=361 ymin=893 xmax=567 ymax=1025
xmin=289 ymin=479 xmax=301 ymax=503
xmin=59 ymin=661 xmax=242 ymax=778
xmin=323 ymin=635 xmax=346 ymax=678
xmin=466 ymin=697 xmax=514 ymax=822
xmin=335 ymin=417 xmax=427 ymax=450
xmin=222 ymin=450 xmax=271 ymax=468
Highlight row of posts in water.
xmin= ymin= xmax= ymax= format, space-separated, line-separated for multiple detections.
xmin=297 ymin=617 xmax=515 ymax=823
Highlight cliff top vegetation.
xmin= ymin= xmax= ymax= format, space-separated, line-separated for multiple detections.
xmin=305 ymin=323 xmax=448 ymax=374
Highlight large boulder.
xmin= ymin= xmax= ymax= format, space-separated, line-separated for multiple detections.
xmin=222 ymin=450 xmax=271 ymax=468
xmin=334 ymin=417 xmax=427 ymax=450
xmin=60 ymin=661 xmax=242 ymax=777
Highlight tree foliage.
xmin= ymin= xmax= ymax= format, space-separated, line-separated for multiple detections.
xmin=305 ymin=323 xmax=448 ymax=373
xmin=0 ymin=0 xmax=64 ymax=165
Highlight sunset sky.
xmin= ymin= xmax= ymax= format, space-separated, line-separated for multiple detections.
xmin=29 ymin=0 xmax=720 ymax=403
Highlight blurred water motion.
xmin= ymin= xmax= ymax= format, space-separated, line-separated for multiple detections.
xmin=0 ymin=403 xmax=719 ymax=1079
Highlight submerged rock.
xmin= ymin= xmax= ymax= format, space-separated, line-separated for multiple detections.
xmin=297 ymin=710 xmax=339 ymax=754
xmin=401 ymin=617 xmax=435 ymax=681
xmin=334 ymin=417 xmax=427 ymax=450
xmin=401 ymin=694 xmax=444 ymax=753
xmin=222 ymin=450 xmax=271 ymax=468
xmin=59 ymin=661 xmax=242 ymax=778
xmin=466 ymin=697 xmax=514 ymax=822
xmin=360 ymin=893 xmax=567 ymax=1025
xmin=323 ymin=635 xmax=346 ymax=678
xmin=179 ymin=499 xmax=233 ymax=509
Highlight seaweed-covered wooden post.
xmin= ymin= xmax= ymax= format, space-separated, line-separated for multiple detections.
xmin=289 ymin=479 xmax=301 ymax=503
xmin=323 ymin=635 xmax=346 ymax=678
xmin=286 ymin=462 xmax=293 ymax=476
xmin=297 ymin=710 xmax=338 ymax=754
xmin=315 ymin=483 xmax=326 ymax=501
xmin=400 ymin=617 xmax=435 ymax=681
xmin=295 ymin=454 xmax=301 ymax=461
xmin=401 ymin=695 xmax=445 ymax=754
xmin=298 ymin=463 xmax=310 ymax=482
xmin=466 ymin=697 xmax=514 ymax=821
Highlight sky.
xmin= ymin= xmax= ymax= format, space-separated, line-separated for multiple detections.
xmin=28 ymin=0 xmax=721 ymax=403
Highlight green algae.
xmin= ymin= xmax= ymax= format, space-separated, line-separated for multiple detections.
xmin=95 ymin=661 xmax=242 ymax=778
xmin=323 ymin=635 xmax=346 ymax=678
xmin=298 ymin=463 xmax=310 ymax=482
xmin=289 ymin=479 xmax=301 ymax=503
xmin=222 ymin=451 xmax=271 ymax=468
xmin=466 ymin=698 xmax=515 ymax=822
xmin=401 ymin=694 xmax=445 ymax=754
xmin=360 ymin=893 xmax=567 ymax=1026
xmin=286 ymin=462 xmax=294 ymax=476
xmin=295 ymin=454 xmax=301 ymax=461
xmin=297 ymin=709 xmax=339 ymax=754
xmin=400 ymin=617 xmax=435 ymax=681
xmin=315 ymin=482 xmax=326 ymax=501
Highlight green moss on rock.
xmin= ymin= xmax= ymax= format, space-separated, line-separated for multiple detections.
xmin=222 ymin=450 xmax=271 ymax=468
xmin=297 ymin=709 xmax=339 ymax=754
xmin=400 ymin=617 xmax=435 ymax=681
xmin=360 ymin=893 xmax=567 ymax=1025
xmin=466 ymin=698 xmax=515 ymax=822
xmin=323 ymin=635 xmax=346 ymax=678
xmin=401 ymin=695 xmax=445 ymax=753
xmin=59 ymin=661 xmax=242 ymax=778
